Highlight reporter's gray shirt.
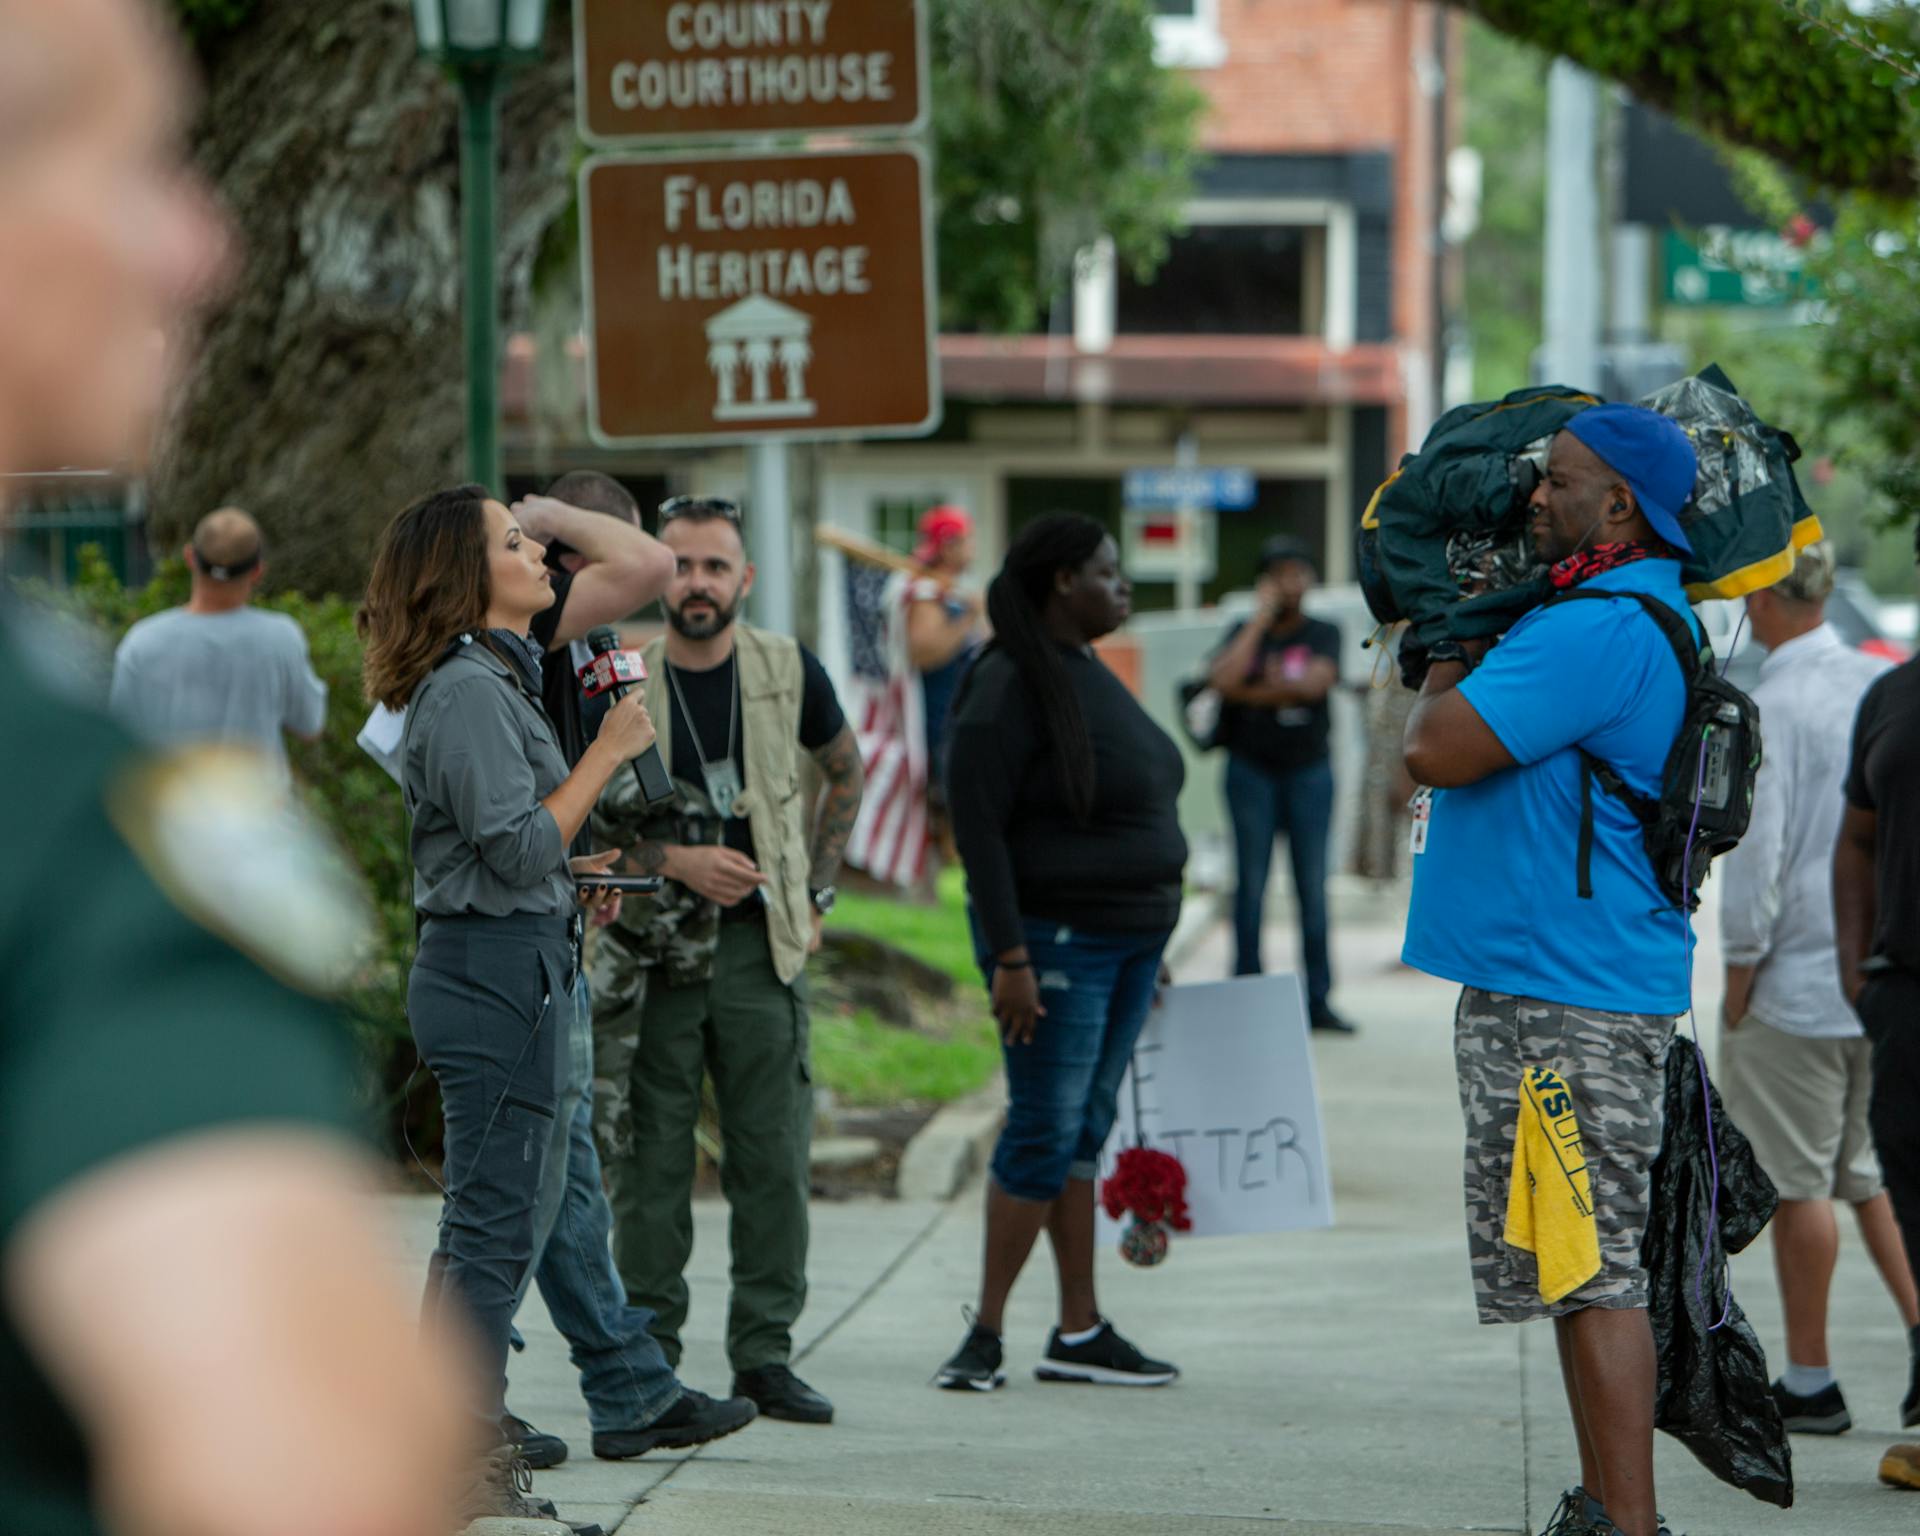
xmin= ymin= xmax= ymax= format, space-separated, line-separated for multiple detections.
xmin=403 ymin=638 xmax=573 ymax=918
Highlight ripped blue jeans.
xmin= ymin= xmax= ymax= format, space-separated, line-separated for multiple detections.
xmin=974 ymin=915 xmax=1172 ymax=1203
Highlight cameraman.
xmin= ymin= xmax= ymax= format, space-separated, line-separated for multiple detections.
xmin=1401 ymin=406 xmax=1700 ymax=1536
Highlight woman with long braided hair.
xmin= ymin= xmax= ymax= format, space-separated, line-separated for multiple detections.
xmin=936 ymin=513 xmax=1189 ymax=1392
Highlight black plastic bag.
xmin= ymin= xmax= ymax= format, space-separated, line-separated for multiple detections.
xmin=1644 ymin=1035 xmax=1791 ymax=1507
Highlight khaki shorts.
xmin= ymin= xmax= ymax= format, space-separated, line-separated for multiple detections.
xmin=1454 ymin=987 xmax=1676 ymax=1324
xmin=1719 ymin=1018 xmax=1881 ymax=1203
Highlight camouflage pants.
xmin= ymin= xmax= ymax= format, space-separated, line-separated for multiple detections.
xmin=1454 ymin=987 xmax=1675 ymax=1324
xmin=589 ymin=929 xmax=655 ymax=1168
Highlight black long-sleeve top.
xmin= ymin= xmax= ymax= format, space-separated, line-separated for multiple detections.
xmin=948 ymin=644 xmax=1188 ymax=956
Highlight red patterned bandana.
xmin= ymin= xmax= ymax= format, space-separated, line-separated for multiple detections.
xmin=1548 ymin=540 xmax=1660 ymax=590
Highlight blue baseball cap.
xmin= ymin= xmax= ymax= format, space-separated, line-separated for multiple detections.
xmin=1562 ymin=403 xmax=1698 ymax=555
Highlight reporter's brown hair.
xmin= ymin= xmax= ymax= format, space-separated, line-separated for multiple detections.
xmin=358 ymin=484 xmax=492 ymax=709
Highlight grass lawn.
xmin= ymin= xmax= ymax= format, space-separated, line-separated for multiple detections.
xmin=823 ymin=864 xmax=978 ymax=984
xmin=809 ymin=1009 xmax=999 ymax=1107
xmin=813 ymin=866 xmax=1000 ymax=1108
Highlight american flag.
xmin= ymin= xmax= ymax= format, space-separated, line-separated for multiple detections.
xmin=844 ymin=563 xmax=930 ymax=888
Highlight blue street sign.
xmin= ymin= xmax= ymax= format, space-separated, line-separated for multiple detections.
xmin=1123 ymin=467 xmax=1257 ymax=512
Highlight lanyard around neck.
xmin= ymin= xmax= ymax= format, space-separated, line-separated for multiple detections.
xmin=665 ymin=652 xmax=739 ymax=774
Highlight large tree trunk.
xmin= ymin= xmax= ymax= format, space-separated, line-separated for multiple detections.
xmin=151 ymin=0 xmax=578 ymax=598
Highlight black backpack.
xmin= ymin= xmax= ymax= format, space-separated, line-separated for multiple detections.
xmin=1543 ymin=590 xmax=1762 ymax=913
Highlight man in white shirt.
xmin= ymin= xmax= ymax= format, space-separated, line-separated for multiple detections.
xmin=1720 ymin=543 xmax=1920 ymax=1437
xmin=109 ymin=507 xmax=327 ymax=786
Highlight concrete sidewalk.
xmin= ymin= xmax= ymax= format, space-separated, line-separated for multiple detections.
xmin=394 ymin=895 xmax=1920 ymax=1534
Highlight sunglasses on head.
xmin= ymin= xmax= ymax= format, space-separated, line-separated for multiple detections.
xmin=659 ymin=496 xmax=742 ymax=524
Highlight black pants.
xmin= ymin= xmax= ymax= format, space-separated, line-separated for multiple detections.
xmin=1859 ymin=969 xmax=1920 ymax=1289
xmin=411 ymin=912 xmax=575 ymax=1424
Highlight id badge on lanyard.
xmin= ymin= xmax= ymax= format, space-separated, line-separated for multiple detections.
xmin=1409 ymin=786 xmax=1433 ymax=856
xmin=702 ymin=759 xmax=744 ymax=821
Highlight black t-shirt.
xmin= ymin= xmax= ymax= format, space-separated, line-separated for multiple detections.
xmin=531 ymin=566 xmax=586 ymax=765
xmin=663 ymin=643 xmax=845 ymax=889
xmin=948 ymin=644 xmax=1188 ymax=957
xmin=1845 ymin=656 xmax=1920 ymax=972
xmin=1216 ymin=614 xmax=1341 ymax=773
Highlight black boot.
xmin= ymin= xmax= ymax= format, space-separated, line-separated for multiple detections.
xmin=733 ymin=1363 xmax=834 ymax=1424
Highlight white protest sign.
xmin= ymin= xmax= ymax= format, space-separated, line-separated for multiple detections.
xmin=1096 ymin=972 xmax=1334 ymax=1242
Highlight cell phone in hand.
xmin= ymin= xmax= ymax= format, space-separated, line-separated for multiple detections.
xmin=574 ymin=874 xmax=663 ymax=894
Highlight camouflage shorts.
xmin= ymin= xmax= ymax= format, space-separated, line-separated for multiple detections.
xmin=1454 ymin=987 xmax=1675 ymax=1325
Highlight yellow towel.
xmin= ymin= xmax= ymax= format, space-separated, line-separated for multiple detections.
xmin=1504 ymin=1065 xmax=1601 ymax=1304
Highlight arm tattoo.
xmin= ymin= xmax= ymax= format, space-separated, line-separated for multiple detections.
xmin=622 ymin=841 xmax=669 ymax=876
xmin=808 ymin=724 xmax=865 ymax=887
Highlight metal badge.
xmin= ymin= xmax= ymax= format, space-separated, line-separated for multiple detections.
xmin=702 ymin=758 xmax=745 ymax=820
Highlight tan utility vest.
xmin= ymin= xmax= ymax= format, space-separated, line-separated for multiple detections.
xmin=640 ymin=624 xmax=813 ymax=986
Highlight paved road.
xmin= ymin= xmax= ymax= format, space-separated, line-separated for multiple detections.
xmin=399 ymin=893 xmax=1920 ymax=1534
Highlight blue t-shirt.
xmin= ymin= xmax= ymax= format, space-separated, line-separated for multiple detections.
xmin=1402 ymin=560 xmax=1699 ymax=1015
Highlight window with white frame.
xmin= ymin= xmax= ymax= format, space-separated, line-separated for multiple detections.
xmin=1151 ymin=0 xmax=1226 ymax=68
xmin=1111 ymin=199 xmax=1357 ymax=346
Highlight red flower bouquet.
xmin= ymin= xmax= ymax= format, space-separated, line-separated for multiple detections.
xmin=1100 ymin=1147 xmax=1191 ymax=1267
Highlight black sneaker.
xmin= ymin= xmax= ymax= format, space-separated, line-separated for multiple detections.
xmin=1034 ymin=1319 xmax=1178 ymax=1386
xmin=733 ymin=1363 xmax=834 ymax=1425
xmin=1310 ymin=1008 xmax=1358 ymax=1035
xmin=934 ymin=1318 xmax=1005 ymax=1392
xmin=591 ymin=1387 xmax=758 ymax=1460
xmin=1540 ymin=1486 xmax=1604 ymax=1534
xmin=501 ymin=1409 xmax=568 ymax=1469
xmin=1772 ymin=1376 xmax=1852 ymax=1434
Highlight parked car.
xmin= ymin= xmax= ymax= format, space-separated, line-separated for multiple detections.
xmin=1696 ymin=569 xmax=1910 ymax=693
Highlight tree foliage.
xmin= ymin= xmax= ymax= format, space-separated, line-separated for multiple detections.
xmin=152 ymin=0 xmax=1203 ymax=594
xmin=929 ymin=0 xmax=1205 ymax=331
xmin=1460 ymin=21 xmax=1547 ymax=397
xmin=1449 ymin=0 xmax=1920 ymax=197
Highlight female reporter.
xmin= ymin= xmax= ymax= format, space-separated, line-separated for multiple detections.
xmin=358 ymin=484 xmax=655 ymax=1477
xmin=935 ymin=513 xmax=1188 ymax=1393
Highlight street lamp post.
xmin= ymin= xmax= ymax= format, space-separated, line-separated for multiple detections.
xmin=410 ymin=0 xmax=551 ymax=494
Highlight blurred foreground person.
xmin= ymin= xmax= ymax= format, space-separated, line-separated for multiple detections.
xmin=0 ymin=1 xmax=468 ymax=1534
xmin=109 ymin=507 xmax=327 ymax=787
xmin=359 ymin=485 xmax=665 ymax=1528
xmin=937 ymin=513 xmax=1187 ymax=1393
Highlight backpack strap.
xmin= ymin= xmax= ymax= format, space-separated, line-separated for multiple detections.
xmin=1538 ymin=588 xmax=1707 ymax=899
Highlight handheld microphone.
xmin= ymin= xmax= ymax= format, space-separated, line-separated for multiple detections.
xmin=580 ymin=626 xmax=675 ymax=806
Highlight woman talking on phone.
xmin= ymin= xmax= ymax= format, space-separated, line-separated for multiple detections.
xmin=935 ymin=513 xmax=1188 ymax=1393
xmin=359 ymin=484 xmax=655 ymax=1514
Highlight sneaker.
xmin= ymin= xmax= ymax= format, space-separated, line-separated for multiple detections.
xmin=501 ymin=1409 xmax=568 ymax=1469
xmin=733 ymin=1363 xmax=834 ymax=1424
xmin=1882 ymin=1442 xmax=1920 ymax=1489
xmin=591 ymin=1387 xmax=758 ymax=1460
xmin=1034 ymin=1319 xmax=1178 ymax=1387
xmin=1771 ymin=1376 xmax=1852 ymax=1434
xmin=934 ymin=1316 xmax=1005 ymax=1392
xmin=1310 ymin=1007 xmax=1358 ymax=1035
xmin=1540 ymin=1486 xmax=1604 ymax=1534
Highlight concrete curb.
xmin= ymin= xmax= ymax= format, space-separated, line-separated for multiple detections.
xmin=893 ymin=892 xmax=1228 ymax=1204
xmin=463 ymin=1521 xmax=573 ymax=1535
xmin=895 ymin=1073 xmax=1004 ymax=1202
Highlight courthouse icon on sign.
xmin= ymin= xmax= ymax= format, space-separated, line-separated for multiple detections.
xmin=705 ymin=295 xmax=817 ymax=422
